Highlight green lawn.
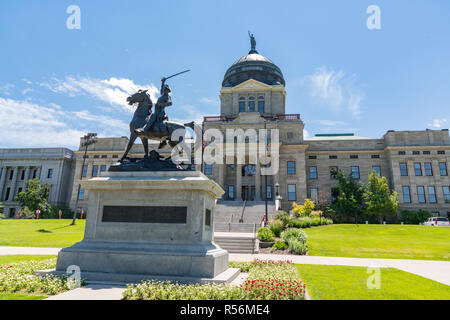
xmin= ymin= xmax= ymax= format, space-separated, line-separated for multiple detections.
xmin=0 ymin=220 xmax=85 ymax=248
xmin=0 ymin=255 xmax=56 ymax=265
xmin=0 ymin=293 xmax=47 ymax=300
xmin=305 ymin=224 xmax=450 ymax=261
xmin=296 ymin=264 xmax=450 ymax=300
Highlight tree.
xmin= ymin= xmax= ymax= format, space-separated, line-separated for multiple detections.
xmin=16 ymin=179 xmax=51 ymax=216
xmin=333 ymin=170 xmax=365 ymax=224
xmin=363 ymin=170 xmax=399 ymax=224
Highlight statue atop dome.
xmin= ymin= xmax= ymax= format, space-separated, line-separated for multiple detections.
xmin=248 ymin=31 xmax=258 ymax=54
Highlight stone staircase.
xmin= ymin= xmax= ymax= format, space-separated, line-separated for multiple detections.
xmin=213 ymin=232 xmax=259 ymax=254
xmin=212 ymin=200 xmax=276 ymax=253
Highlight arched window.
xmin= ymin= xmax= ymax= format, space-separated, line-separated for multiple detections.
xmin=248 ymin=97 xmax=255 ymax=112
xmin=239 ymin=97 xmax=245 ymax=112
xmin=258 ymin=96 xmax=265 ymax=114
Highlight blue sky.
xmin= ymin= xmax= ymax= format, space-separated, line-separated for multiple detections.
xmin=1 ymin=0 xmax=449 ymax=149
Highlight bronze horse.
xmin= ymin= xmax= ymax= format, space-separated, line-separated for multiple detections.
xmin=119 ymin=89 xmax=193 ymax=162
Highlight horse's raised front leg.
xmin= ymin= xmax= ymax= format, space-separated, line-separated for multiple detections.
xmin=120 ymin=132 xmax=138 ymax=162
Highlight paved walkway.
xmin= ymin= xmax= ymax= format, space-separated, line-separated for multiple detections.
xmin=229 ymin=254 xmax=450 ymax=286
xmin=45 ymin=284 xmax=126 ymax=300
xmin=0 ymin=246 xmax=61 ymax=256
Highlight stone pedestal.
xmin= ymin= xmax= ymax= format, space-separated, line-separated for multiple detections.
xmin=37 ymin=171 xmax=239 ymax=284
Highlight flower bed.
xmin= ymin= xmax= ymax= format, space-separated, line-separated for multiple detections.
xmin=0 ymin=259 xmax=78 ymax=296
xmin=123 ymin=260 xmax=306 ymax=300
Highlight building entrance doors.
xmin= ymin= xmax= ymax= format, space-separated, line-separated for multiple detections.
xmin=242 ymin=186 xmax=255 ymax=201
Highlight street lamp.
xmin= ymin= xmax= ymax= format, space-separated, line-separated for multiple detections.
xmin=71 ymin=133 xmax=97 ymax=226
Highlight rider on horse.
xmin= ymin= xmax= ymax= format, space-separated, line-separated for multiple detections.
xmin=135 ymin=78 xmax=172 ymax=136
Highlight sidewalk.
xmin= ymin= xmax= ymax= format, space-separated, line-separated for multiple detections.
xmin=1 ymin=246 xmax=449 ymax=286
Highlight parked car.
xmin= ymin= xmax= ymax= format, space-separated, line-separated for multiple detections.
xmin=423 ymin=217 xmax=450 ymax=226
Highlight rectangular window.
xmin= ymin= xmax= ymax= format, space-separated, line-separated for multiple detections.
xmin=100 ymin=165 xmax=107 ymax=172
xmin=258 ymin=101 xmax=264 ymax=114
xmin=287 ymin=161 xmax=296 ymax=175
xmin=248 ymin=101 xmax=255 ymax=112
xmin=204 ymin=163 xmax=213 ymax=175
xmin=417 ymin=186 xmax=426 ymax=203
xmin=371 ymin=155 xmax=380 ymax=159
xmin=330 ymin=166 xmax=338 ymax=179
xmin=112 ymin=155 xmax=119 ymax=159
xmin=92 ymin=165 xmax=99 ymax=177
xmin=350 ymin=155 xmax=359 ymax=159
xmin=351 ymin=166 xmax=360 ymax=179
xmin=21 ymin=170 xmax=25 ymax=180
xmin=398 ymin=151 xmax=406 ymax=155
xmin=47 ymin=169 xmax=53 ymax=179
xmin=309 ymin=167 xmax=318 ymax=179
xmin=414 ymin=163 xmax=422 ymax=176
xmin=101 ymin=155 xmax=107 ymax=159
xmin=428 ymin=186 xmax=437 ymax=203
xmin=439 ymin=163 xmax=448 ymax=176
xmin=93 ymin=155 xmax=100 ymax=159
xmin=372 ymin=166 xmax=381 ymax=176
xmin=82 ymin=165 xmax=87 ymax=177
xmin=424 ymin=163 xmax=433 ymax=176
xmin=329 ymin=155 xmax=338 ymax=159
xmin=287 ymin=184 xmax=296 ymax=201
xmin=400 ymin=163 xmax=408 ymax=176
xmin=266 ymin=185 xmax=272 ymax=200
xmin=423 ymin=151 xmax=430 ymax=155
xmin=437 ymin=150 xmax=445 ymax=155
xmin=228 ymin=185 xmax=234 ymax=200
xmin=402 ymin=186 xmax=411 ymax=203
xmin=78 ymin=187 xmax=85 ymax=200
xmin=308 ymin=155 xmax=317 ymax=160
xmin=310 ymin=188 xmax=318 ymax=203
xmin=443 ymin=186 xmax=450 ymax=203
xmin=412 ymin=151 xmax=420 ymax=155
xmin=239 ymin=102 xmax=245 ymax=112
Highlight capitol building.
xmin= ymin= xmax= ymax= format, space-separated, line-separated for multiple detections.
xmin=1 ymin=40 xmax=449 ymax=219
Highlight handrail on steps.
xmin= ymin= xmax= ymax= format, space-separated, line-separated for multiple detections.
xmin=239 ymin=200 xmax=247 ymax=223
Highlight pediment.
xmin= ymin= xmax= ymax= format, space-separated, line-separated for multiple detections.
xmin=233 ymin=79 xmax=272 ymax=90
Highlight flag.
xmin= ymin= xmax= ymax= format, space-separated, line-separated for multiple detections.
xmin=59 ymin=209 xmax=62 ymax=220
xmin=36 ymin=209 xmax=40 ymax=220
xmin=80 ymin=209 xmax=84 ymax=220
xmin=17 ymin=208 xmax=21 ymax=219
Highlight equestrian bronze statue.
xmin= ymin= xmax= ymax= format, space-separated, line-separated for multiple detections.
xmin=115 ymin=71 xmax=193 ymax=170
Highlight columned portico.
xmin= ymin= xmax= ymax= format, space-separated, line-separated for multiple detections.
xmin=8 ymin=167 xmax=18 ymax=201
xmin=236 ymin=164 xmax=242 ymax=201
xmin=0 ymin=167 xmax=7 ymax=200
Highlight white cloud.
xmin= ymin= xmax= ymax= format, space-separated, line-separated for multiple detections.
xmin=39 ymin=76 xmax=159 ymax=113
xmin=303 ymin=129 xmax=309 ymax=139
xmin=0 ymin=97 xmax=84 ymax=148
xmin=170 ymin=104 xmax=205 ymax=124
xmin=314 ymin=120 xmax=347 ymax=126
xmin=200 ymin=97 xmax=219 ymax=106
xmin=428 ymin=118 xmax=448 ymax=128
xmin=305 ymin=67 xmax=364 ymax=117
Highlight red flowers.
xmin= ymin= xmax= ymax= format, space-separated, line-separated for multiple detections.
xmin=241 ymin=278 xmax=305 ymax=300
xmin=0 ymin=265 xmax=13 ymax=269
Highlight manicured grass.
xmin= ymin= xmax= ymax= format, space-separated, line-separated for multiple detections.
xmin=304 ymin=224 xmax=450 ymax=261
xmin=296 ymin=264 xmax=450 ymax=300
xmin=0 ymin=220 xmax=85 ymax=248
xmin=0 ymin=255 xmax=56 ymax=265
xmin=0 ymin=293 xmax=47 ymax=300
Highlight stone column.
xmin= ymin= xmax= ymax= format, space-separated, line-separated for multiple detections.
xmin=218 ymin=157 xmax=224 ymax=189
xmin=255 ymin=161 xmax=261 ymax=200
xmin=36 ymin=167 xmax=42 ymax=180
xmin=236 ymin=164 xmax=242 ymax=201
xmin=8 ymin=167 xmax=18 ymax=201
xmin=0 ymin=167 xmax=7 ymax=201
xmin=23 ymin=167 xmax=30 ymax=182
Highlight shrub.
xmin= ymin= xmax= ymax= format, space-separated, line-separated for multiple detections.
xmin=271 ymin=240 xmax=288 ymax=251
xmin=269 ymin=220 xmax=284 ymax=237
xmin=400 ymin=210 xmax=432 ymax=225
xmin=281 ymin=228 xmax=307 ymax=245
xmin=288 ymin=240 xmax=308 ymax=255
xmin=45 ymin=205 xmax=74 ymax=219
xmin=292 ymin=199 xmax=315 ymax=217
xmin=275 ymin=211 xmax=291 ymax=227
xmin=257 ymin=227 xmax=275 ymax=242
